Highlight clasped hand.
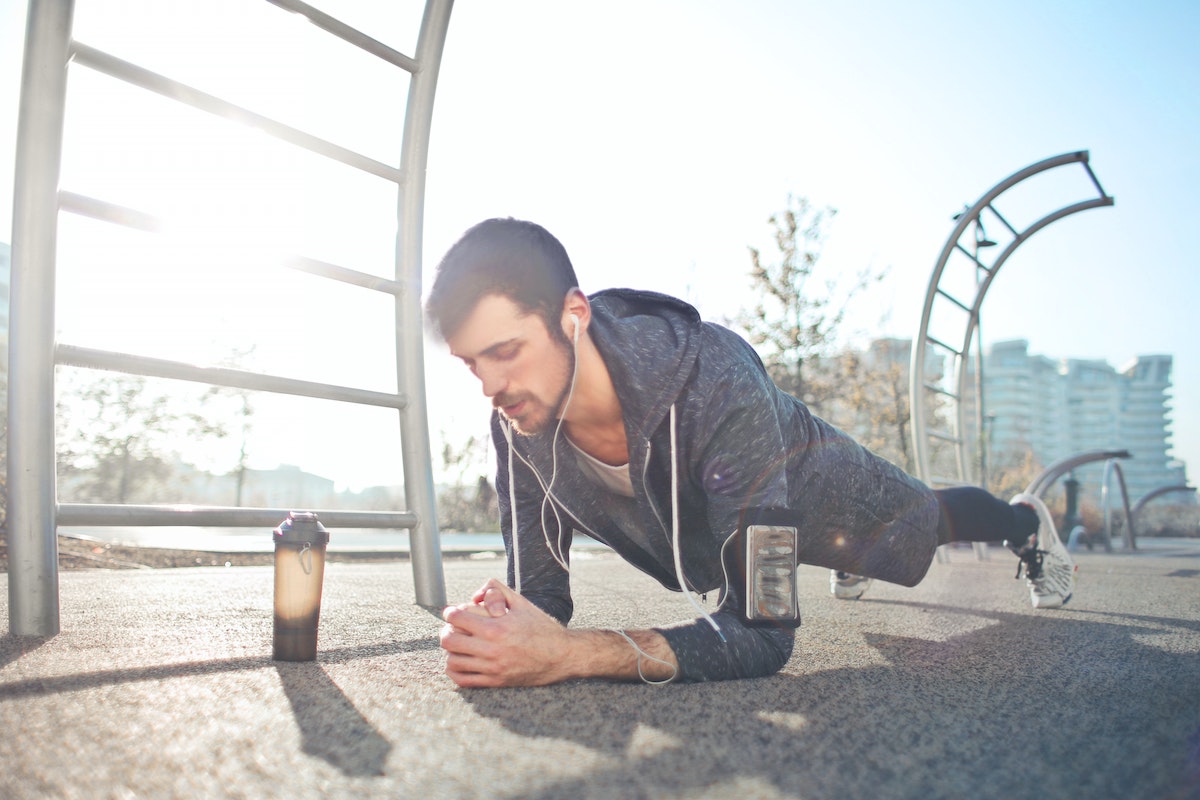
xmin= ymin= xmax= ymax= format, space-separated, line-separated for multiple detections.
xmin=440 ymin=578 xmax=576 ymax=688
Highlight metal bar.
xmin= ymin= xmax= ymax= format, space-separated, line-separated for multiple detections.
xmin=922 ymin=382 xmax=958 ymax=399
xmin=1131 ymin=485 xmax=1196 ymax=518
xmin=282 ymin=255 xmax=403 ymax=296
xmin=395 ymin=0 xmax=453 ymax=608
xmin=1025 ymin=449 xmax=1132 ymax=498
xmin=59 ymin=190 xmax=161 ymax=232
xmin=58 ymin=191 xmax=405 ymax=295
xmin=70 ymin=42 xmax=405 ymax=185
xmin=56 ymin=343 xmax=409 ymax=410
xmin=934 ymin=287 xmax=971 ymax=313
xmin=8 ymin=0 xmax=74 ymax=636
xmin=925 ymin=334 xmax=963 ymax=357
xmin=57 ymin=503 xmax=417 ymax=529
xmin=262 ymin=0 xmax=419 ymax=73
xmin=1009 ymin=197 xmax=1116 ymax=249
xmin=989 ymin=204 xmax=1019 ymax=238
xmin=953 ymin=241 xmax=994 ymax=273
xmin=928 ymin=429 xmax=962 ymax=444
xmin=1080 ymin=158 xmax=1111 ymax=201
xmin=1101 ymin=459 xmax=1137 ymax=551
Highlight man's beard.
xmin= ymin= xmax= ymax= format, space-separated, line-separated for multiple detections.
xmin=496 ymin=345 xmax=575 ymax=437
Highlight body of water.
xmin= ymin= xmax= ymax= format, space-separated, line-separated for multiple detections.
xmin=59 ymin=526 xmax=611 ymax=554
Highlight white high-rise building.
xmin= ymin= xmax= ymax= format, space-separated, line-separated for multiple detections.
xmin=1117 ymin=354 xmax=1179 ymax=498
xmin=982 ymin=339 xmax=1186 ymax=504
xmin=844 ymin=337 xmax=1187 ymax=508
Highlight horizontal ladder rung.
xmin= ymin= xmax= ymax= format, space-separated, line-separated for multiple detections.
xmin=990 ymin=204 xmax=1019 ymax=238
xmin=934 ymin=287 xmax=972 ymax=313
xmin=263 ymin=0 xmax=419 ymax=73
xmin=927 ymin=429 xmax=962 ymax=444
xmin=925 ymin=335 xmax=963 ymax=358
xmin=60 ymin=191 xmax=159 ymax=231
xmin=57 ymin=503 xmax=417 ymax=529
xmin=922 ymin=382 xmax=960 ymax=399
xmin=954 ymin=241 xmax=995 ymax=273
xmin=282 ymin=255 xmax=403 ymax=295
xmin=71 ymin=42 xmax=405 ymax=184
xmin=58 ymin=192 xmax=403 ymax=296
xmin=56 ymin=343 xmax=408 ymax=410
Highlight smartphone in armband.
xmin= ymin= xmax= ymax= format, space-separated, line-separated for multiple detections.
xmin=744 ymin=523 xmax=799 ymax=624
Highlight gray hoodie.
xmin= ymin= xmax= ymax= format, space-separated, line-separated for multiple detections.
xmin=492 ymin=288 xmax=940 ymax=682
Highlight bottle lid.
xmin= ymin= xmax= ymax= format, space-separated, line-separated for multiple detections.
xmin=273 ymin=511 xmax=330 ymax=545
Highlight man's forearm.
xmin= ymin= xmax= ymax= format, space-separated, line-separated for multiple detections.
xmin=565 ymin=628 xmax=679 ymax=683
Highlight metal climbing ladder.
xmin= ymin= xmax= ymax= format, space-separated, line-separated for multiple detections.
xmin=910 ymin=151 xmax=1114 ymax=494
xmin=8 ymin=0 xmax=454 ymax=635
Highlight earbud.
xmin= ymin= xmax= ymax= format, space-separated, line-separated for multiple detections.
xmin=569 ymin=313 xmax=580 ymax=343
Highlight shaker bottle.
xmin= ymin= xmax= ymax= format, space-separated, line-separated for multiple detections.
xmin=272 ymin=511 xmax=330 ymax=661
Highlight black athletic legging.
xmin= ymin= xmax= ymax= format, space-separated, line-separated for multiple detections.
xmin=934 ymin=486 xmax=1039 ymax=547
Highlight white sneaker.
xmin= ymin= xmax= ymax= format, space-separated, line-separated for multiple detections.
xmin=831 ymin=570 xmax=873 ymax=600
xmin=1008 ymin=493 xmax=1076 ymax=609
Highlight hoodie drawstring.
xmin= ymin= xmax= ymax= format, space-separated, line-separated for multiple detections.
xmin=501 ymin=418 xmax=522 ymax=594
xmin=669 ymin=404 xmax=726 ymax=642
xmin=503 ymin=403 xmax=724 ymax=642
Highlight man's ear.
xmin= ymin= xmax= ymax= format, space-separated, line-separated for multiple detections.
xmin=561 ymin=290 xmax=590 ymax=342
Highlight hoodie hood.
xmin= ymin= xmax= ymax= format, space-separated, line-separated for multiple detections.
xmin=586 ymin=288 xmax=703 ymax=443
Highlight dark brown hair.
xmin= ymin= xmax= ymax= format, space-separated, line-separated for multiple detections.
xmin=425 ymin=218 xmax=580 ymax=341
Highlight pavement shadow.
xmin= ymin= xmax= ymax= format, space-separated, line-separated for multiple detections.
xmin=0 ymin=635 xmax=49 ymax=671
xmin=0 ymin=636 xmax=434 ymax=699
xmin=872 ymin=596 xmax=1200 ymax=635
xmin=461 ymin=607 xmax=1200 ymax=800
xmin=276 ymin=662 xmax=391 ymax=777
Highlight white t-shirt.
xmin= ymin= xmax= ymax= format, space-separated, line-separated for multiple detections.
xmin=569 ymin=441 xmax=635 ymax=497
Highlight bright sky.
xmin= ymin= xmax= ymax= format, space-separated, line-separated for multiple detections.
xmin=2 ymin=0 xmax=1198 ymax=493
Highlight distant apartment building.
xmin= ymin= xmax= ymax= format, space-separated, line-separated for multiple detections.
xmin=182 ymin=463 xmax=339 ymax=510
xmin=977 ymin=340 xmax=1186 ymax=505
xmin=835 ymin=336 xmax=1186 ymax=508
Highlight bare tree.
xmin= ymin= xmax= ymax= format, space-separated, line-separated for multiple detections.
xmin=836 ymin=344 xmax=915 ymax=473
xmin=734 ymin=195 xmax=883 ymax=417
xmin=56 ymin=370 xmax=237 ymax=504
xmin=436 ymin=431 xmax=497 ymax=532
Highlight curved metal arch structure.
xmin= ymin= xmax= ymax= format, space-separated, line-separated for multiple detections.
xmin=1131 ymin=485 xmax=1197 ymax=518
xmin=910 ymin=152 xmax=1115 ymax=490
xmin=1112 ymin=484 xmax=1198 ymax=551
xmin=8 ymin=0 xmax=454 ymax=635
xmin=1024 ymin=449 xmax=1132 ymax=499
xmin=1100 ymin=459 xmax=1135 ymax=551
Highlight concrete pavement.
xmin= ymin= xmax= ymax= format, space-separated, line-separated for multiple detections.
xmin=2 ymin=542 xmax=1198 ymax=799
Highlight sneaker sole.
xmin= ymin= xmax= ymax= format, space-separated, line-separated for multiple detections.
xmin=1032 ymin=590 xmax=1073 ymax=609
xmin=1011 ymin=492 xmax=1077 ymax=610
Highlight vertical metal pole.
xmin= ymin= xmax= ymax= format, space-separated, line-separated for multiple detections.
xmin=971 ymin=277 xmax=989 ymax=560
xmin=395 ymin=0 xmax=453 ymax=608
xmin=8 ymin=0 xmax=74 ymax=636
xmin=974 ymin=258 xmax=986 ymax=490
